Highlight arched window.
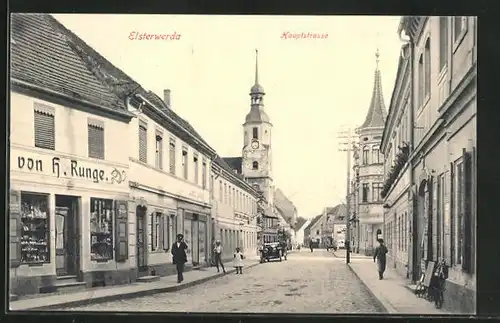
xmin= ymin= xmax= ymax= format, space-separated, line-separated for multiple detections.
xmin=362 ymin=146 xmax=369 ymax=165
xmin=376 ymin=229 xmax=382 ymax=242
xmin=252 ymin=127 xmax=258 ymax=139
xmin=252 ymin=161 xmax=259 ymax=170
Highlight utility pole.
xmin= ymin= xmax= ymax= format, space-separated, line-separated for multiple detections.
xmin=338 ymin=127 xmax=356 ymax=264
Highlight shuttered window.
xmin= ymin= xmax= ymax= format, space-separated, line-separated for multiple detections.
xmin=163 ymin=215 xmax=170 ymax=251
xmin=34 ymin=109 xmax=55 ymax=150
xmin=182 ymin=149 xmax=188 ymax=179
xmin=424 ymin=39 xmax=431 ymax=99
xmin=439 ymin=17 xmax=449 ymax=70
xmin=139 ymin=122 xmax=147 ymax=163
xmin=462 ymin=150 xmax=473 ymax=272
xmin=88 ymin=123 xmax=105 ymax=159
xmin=169 ymin=139 xmax=176 ymax=174
xmin=432 ymin=178 xmax=438 ymax=261
xmin=151 ymin=212 xmax=161 ymax=251
xmin=155 ymin=133 xmax=163 ymax=170
xmin=193 ymin=154 xmax=199 ymax=184
xmin=202 ymin=160 xmax=207 ymax=189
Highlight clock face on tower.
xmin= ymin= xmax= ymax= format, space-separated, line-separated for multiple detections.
xmin=251 ymin=140 xmax=259 ymax=150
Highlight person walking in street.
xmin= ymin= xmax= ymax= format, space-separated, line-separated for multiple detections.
xmin=233 ymin=247 xmax=244 ymax=274
xmin=309 ymin=238 xmax=314 ymax=253
xmin=171 ymin=233 xmax=188 ymax=283
xmin=373 ymin=239 xmax=388 ymax=280
xmin=213 ymin=240 xmax=226 ymax=274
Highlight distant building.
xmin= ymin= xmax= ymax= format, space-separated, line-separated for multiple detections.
xmin=295 ymin=219 xmax=311 ymax=246
xmin=303 ymin=214 xmax=322 ymax=246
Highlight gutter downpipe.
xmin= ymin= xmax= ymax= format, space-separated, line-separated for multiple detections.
xmin=400 ymin=24 xmax=417 ymax=283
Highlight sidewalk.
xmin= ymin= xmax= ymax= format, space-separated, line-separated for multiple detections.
xmin=10 ymin=257 xmax=260 ymax=311
xmin=347 ymin=259 xmax=451 ymax=315
xmin=332 ymin=250 xmax=372 ymax=259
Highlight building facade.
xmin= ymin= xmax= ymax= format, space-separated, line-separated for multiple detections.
xmin=354 ymin=50 xmax=388 ymax=256
xmin=380 ymin=43 xmax=412 ymax=280
xmin=393 ymin=16 xmax=477 ymax=314
xmin=210 ymin=157 xmax=259 ymax=260
xmin=9 ymin=13 xmax=135 ymax=295
xmin=126 ymin=89 xmax=216 ymax=276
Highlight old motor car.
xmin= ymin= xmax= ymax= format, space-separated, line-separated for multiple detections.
xmin=259 ymin=242 xmax=287 ymax=263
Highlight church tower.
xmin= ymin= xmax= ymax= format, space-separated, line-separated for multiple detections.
xmin=242 ymin=49 xmax=274 ymax=205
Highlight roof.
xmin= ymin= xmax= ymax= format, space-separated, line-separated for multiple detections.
xmin=222 ymin=157 xmax=243 ymax=174
xmin=296 ymin=217 xmax=308 ymax=231
xmin=10 ymin=13 xmax=127 ymax=112
xmin=245 ymin=107 xmax=270 ymax=124
xmin=358 ymin=52 xmax=387 ymax=130
xmin=38 ymin=14 xmax=213 ymax=152
xmin=214 ymin=156 xmax=246 ymax=181
xmin=304 ymin=214 xmax=322 ymax=232
xmin=275 ymin=204 xmax=294 ymax=227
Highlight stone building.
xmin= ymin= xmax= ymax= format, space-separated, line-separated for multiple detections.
xmin=210 ymin=157 xmax=259 ymax=260
xmin=353 ymin=49 xmax=388 ymax=256
xmin=389 ymin=16 xmax=476 ymax=314
xmin=9 ymin=13 xmax=134 ymax=295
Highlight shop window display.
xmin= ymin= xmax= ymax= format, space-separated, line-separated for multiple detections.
xmin=90 ymin=198 xmax=114 ymax=261
xmin=20 ymin=193 xmax=50 ymax=264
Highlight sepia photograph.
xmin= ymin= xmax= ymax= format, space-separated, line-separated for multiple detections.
xmin=8 ymin=13 xmax=477 ymax=315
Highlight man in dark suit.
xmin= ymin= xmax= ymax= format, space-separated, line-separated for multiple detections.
xmin=171 ymin=233 xmax=188 ymax=283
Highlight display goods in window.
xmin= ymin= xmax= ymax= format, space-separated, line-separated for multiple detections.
xmin=20 ymin=194 xmax=50 ymax=264
xmin=90 ymin=198 xmax=114 ymax=261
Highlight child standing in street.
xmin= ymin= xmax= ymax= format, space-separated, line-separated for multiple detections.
xmin=233 ymin=247 xmax=244 ymax=274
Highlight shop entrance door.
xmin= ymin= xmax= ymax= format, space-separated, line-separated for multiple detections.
xmin=191 ymin=218 xmax=199 ymax=265
xmin=136 ymin=206 xmax=148 ymax=277
xmin=55 ymin=195 xmax=80 ymax=277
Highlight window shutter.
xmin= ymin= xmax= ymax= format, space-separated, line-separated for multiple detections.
xmin=34 ymin=111 xmax=55 ymax=150
xmin=88 ymin=125 xmax=104 ymax=159
xmin=432 ymin=178 xmax=438 ymax=261
xmin=139 ymin=124 xmax=147 ymax=163
xmin=9 ymin=190 xmax=22 ymax=268
xmin=163 ymin=215 xmax=169 ymax=251
xmin=444 ymin=169 xmax=452 ymax=265
xmin=423 ymin=188 xmax=429 ymax=261
xmin=462 ymin=150 xmax=472 ymax=272
xmin=114 ymin=200 xmax=129 ymax=262
xmin=151 ymin=213 xmax=157 ymax=251
xmin=159 ymin=214 xmax=164 ymax=251
xmin=449 ymin=162 xmax=455 ymax=265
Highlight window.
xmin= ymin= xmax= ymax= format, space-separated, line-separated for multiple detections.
xmin=152 ymin=212 xmax=161 ymax=251
xmin=440 ymin=17 xmax=449 ymax=70
xmin=454 ymin=16 xmax=466 ymax=43
xmin=454 ymin=160 xmax=464 ymax=265
xmin=88 ymin=122 xmax=105 ymax=159
xmin=253 ymin=127 xmax=258 ymax=139
xmin=139 ymin=122 xmax=147 ymax=163
xmin=244 ymin=131 xmax=248 ymax=146
xmin=418 ymin=54 xmax=424 ymax=107
xmin=361 ymin=147 xmax=369 ymax=165
xmin=362 ymin=183 xmax=369 ymax=202
xmin=182 ymin=149 xmax=188 ymax=180
xmin=155 ymin=134 xmax=163 ymax=169
xmin=193 ymin=154 xmax=199 ymax=184
xmin=228 ymin=185 xmax=232 ymax=206
xmin=219 ymin=180 xmax=223 ymax=202
xmin=252 ymin=161 xmax=259 ymax=170
xmin=169 ymin=139 xmax=176 ymax=174
xmin=202 ymin=160 xmax=207 ymax=189
xmin=437 ymin=173 xmax=445 ymax=260
xmin=210 ymin=175 xmax=214 ymax=198
xmin=34 ymin=108 xmax=55 ymax=150
xmin=17 ymin=192 xmax=50 ymax=264
xmin=424 ymin=39 xmax=431 ymax=99
xmin=224 ymin=183 xmax=227 ymax=204
xmin=372 ymin=183 xmax=383 ymax=202
xmin=90 ymin=198 xmax=113 ymax=261
xmin=372 ymin=147 xmax=381 ymax=164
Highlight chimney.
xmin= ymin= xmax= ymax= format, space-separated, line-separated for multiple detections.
xmin=163 ymin=89 xmax=171 ymax=107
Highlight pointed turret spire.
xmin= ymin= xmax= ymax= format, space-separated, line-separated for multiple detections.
xmin=359 ymin=48 xmax=387 ymax=129
xmin=246 ymin=49 xmax=269 ymax=124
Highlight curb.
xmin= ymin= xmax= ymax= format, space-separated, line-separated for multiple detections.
xmin=346 ymin=263 xmax=395 ymax=314
xmin=25 ymin=262 xmax=261 ymax=310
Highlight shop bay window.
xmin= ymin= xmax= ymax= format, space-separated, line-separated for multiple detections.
xmin=151 ymin=212 xmax=171 ymax=252
xmin=10 ymin=191 xmax=50 ymax=265
xmin=90 ymin=198 xmax=114 ymax=261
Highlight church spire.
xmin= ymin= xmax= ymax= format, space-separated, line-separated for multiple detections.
xmin=250 ymin=49 xmax=265 ymax=95
xmin=359 ymin=48 xmax=387 ymax=129
xmin=255 ymin=49 xmax=259 ymax=85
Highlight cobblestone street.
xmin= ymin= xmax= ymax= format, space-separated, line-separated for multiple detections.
xmin=57 ymin=250 xmax=384 ymax=313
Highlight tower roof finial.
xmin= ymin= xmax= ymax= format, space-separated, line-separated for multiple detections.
xmin=255 ymin=48 xmax=259 ymax=85
xmin=375 ymin=32 xmax=380 ymax=69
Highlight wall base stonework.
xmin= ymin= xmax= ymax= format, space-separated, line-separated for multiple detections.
xmin=81 ymin=268 xmax=137 ymax=288
xmin=443 ymin=280 xmax=476 ymax=314
xmin=10 ymin=274 xmax=57 ymax=296
xmin=387 ymin=255 xmax=409 ymax=278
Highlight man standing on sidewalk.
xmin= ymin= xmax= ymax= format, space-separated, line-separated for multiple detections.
xmin=213 ymin=240 xmax=226 ymax=273
xmin=373 ymin=239 xmax=388 ymax=280
xmin=171 ymin=233 xmax=188 ymax=283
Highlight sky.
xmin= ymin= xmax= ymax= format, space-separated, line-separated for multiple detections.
xmin=53 ymin=14 xmax=403 ymax=219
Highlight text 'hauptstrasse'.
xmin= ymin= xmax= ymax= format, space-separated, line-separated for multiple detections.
xmin=281 ymin=32 xmax=329 ymax=40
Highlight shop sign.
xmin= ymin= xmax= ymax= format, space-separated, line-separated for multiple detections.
xmin=15 ymin=154 xmax=127 ymax=185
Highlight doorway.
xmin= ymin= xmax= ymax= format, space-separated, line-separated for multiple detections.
xmin=136 ymin=206 xmax=148 ymax=277
xmin=55 ymin=195 xmax=80 ymax=277
xmin=191 ymin=215 xmax=199 ymax=265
